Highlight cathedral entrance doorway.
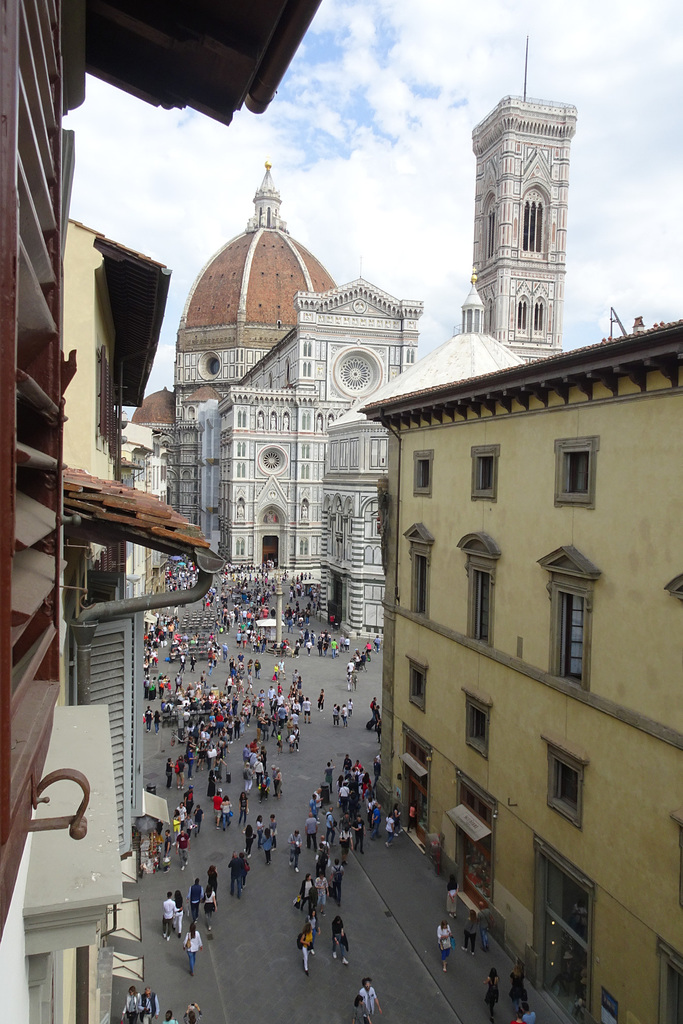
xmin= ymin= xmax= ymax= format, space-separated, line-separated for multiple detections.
xmin=262 ymin=535 xmax=279 ymax=566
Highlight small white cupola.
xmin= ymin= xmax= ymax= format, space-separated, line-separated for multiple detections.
xmin=246 ymin=160 xmax=289 ymax=234
xmin=461 ymin=267 xmax=485 ymax=335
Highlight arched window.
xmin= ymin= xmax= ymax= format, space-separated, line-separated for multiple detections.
xmin=299 ymin=539 xmax=309 ymax=556
xmin=487 ymin=299 xmax=494 ymax=334
xmin=517 ymin=300 xmax=528 ymax=332
xmin=302 ymin=341 xmax=312 ymax=358
xmin=286 ymin=360 xmax=290 ymax=386
xmin=301 ymin=411 xmax=311 ymax=431
xmin=267 ymin=207 xmax=271 ymax=228
xmin=534 ymin=301 xmax=544 ymax=332
xmin=301 ymin=465 xmax=310 ymax=480
xmin=466 ymin=309 xmax=473 ymax=333
xmin=301 ymin=443 xmax=310 ymax=459
xmin=487 ymin=207 xmax=496 ymax=259
xmin=523 ymin=198 xmax=543 ymax=253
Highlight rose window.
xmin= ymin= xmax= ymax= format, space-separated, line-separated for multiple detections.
xmin=339 ymin=355 xmax=372 ymax=391
xmin=259 ymin=447 xmax=286 ymax=474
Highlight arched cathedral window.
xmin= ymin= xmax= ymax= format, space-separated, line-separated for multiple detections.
xmin=487 ymin=207 xmax=496 ymax=259
xmin=517 ymin=299 xmax=528 ymax=332
xmin=534 ymin=301 xmax=544 ymax=332
xmin=523 ymin=198 xmax=543 ymax=253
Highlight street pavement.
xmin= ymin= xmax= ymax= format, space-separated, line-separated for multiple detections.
xmin=111 ymin=611 xmax=566 ymax=1024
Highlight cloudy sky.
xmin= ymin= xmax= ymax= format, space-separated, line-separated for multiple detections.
xmin=64 ymin=0 xmax=683 ymax=399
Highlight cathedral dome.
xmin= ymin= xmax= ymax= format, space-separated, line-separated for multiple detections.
xmin=180 ymin=164 xmax=336 ymax=332
xmin=187 ymin=385 xmax=221 ymax=402
xmin=131 ymin=386 xmax=175 ymax=425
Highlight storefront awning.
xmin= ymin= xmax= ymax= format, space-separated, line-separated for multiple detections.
xmin=399 ymin=752 xmax=428 ymax=778
xmin=141 ymin=790 xmax=170 ymax=824
xmin=121 ymin=856 xmax=137 ymax=883
xmin=112 ymin=951 xmax=145 ymax=981
xmin=447 ymin=804 xmax=492 ymax=841
xmin=106 ymin=898 xmax=142 ymax=942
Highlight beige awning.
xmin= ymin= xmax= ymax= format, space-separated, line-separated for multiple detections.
xmin=112 ymin=951 xmax=145 ymax=981
xmin=121 ymin=856 xmax=137 ymax=884
xmin=106 ymin=898 xmax=142 ymax=942
xmin=399 ymin=752 xmax=428 ymax=778
xmin=141 ymin=789 xmax=170 ymax=824
xmin=447 ymin=804 xmax=491 ymax=841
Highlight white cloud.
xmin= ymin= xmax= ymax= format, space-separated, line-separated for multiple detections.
xmin=64 ymin=0 xmax=683 ymax=398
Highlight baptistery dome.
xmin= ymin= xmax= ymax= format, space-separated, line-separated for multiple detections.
xmin=177 ymin=164 xmax=336 ymax=386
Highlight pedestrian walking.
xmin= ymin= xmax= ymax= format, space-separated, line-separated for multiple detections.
xmin=330 ymin=859 xmax=344 ymax=905
xmin=173 ymin=890 xmax=184 ymax=937
xmin=359 ymin=978 xmax=382 ymax=1017
xmin=298 ymin=872 xmax=316 ymax=914
xmin=384 ymin=813 xmax=395 ymax=847
xmin=162 ymin=891 xmax=176 ymax=940
xmin=446 ymin=874 xmax=458 ymax=918
xmin=289 ymin=828 xmax=302 ymax=870
xmin=188 ymin=878 xmax=204 ymax=922
xmin=244 ymin=824 xmax=255 ymax=858
xmin=437 ymin=919 xmax=453 ymax=972
xmin=306 ymin=906 xmax=320 ymax=952
xmin=478 ymin=901 xmax=492 ymax=951
xmin=509 ymin=963 xmax=526 ymax=1012
xmin=462 ymin=908 xmax=477 ymax=955
xmin=298 ymin=922 xmax=314 ymax=975
xmin=352 ymin=994 xmax=367 ymax=1024
xmin=176 ymin=829 xmax=190 ymax=870
xmin=238 ymin=790 xmax=249 ymax=826
xmin=263 ymin=827 xmax=273 ymax=864
xmin=352 ymin=814 xmax=365 ymax=855
xmin=203 ymin=886 xmax=216 ymax=931
xmin=314 ymin=870 xmax=329 ymax=915
xmin=122 ymin=986 xmax=140 ymax=1024
xmin=484 ymin=967 xmax=500 ymax=1022
xmin=331 ymin=914 xmax=350 ymax=964
xmin=269 ymin=813 xmax=278 ymax=848
xmin=166 ymin=758 xmax=174 ymax=789
xmin=207 ymin=864 xmax=218 ymax=895
xmin=305 ymin=810 xmax=318 ymax=851
xmin=228 ymin=851 xmax=245 ymax=898
xmin=138 ymin=987 xmax=160 ymax=1024
xmin=183 ymin=921 xmax=203 ymax=975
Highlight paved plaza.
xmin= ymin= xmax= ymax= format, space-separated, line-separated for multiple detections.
xmin=111 ymin=610 xmax=565 ymax=1024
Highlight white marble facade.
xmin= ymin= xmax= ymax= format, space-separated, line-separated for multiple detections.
xmin=219 ymin=279 xmax=422 ymax=571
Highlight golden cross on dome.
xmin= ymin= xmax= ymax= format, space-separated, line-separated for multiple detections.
xmin=471 ymin=266 xmax=478 ymax=284
xmin=265 ymin=159 xmax=272 ymax=170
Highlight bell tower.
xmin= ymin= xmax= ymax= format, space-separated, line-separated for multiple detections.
xmin=472 ymin=96 xmax=577 ymax=362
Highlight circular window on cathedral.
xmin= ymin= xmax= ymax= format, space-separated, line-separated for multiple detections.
xmin=259 ymin=446 xmax=286 ymax=475
xmin=335 ymin=350 xmax=381 ymax=396
xmin=199 ymin=351 xmax=221 ymax=379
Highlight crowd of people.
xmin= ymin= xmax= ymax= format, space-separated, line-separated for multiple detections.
xmin=128 ymin=562 xmax=538 ymax=1024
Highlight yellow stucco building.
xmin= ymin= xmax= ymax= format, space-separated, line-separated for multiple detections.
xmin=363 ymin=315 xmax=683 ymax=1023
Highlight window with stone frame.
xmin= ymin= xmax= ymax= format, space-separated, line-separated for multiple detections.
xmin=543 ymin=735 xmax=590 ymax=828
xmin=404 ymin=523 xmax=435 ymax=617
xmin=471 ymin=444 xmax=500 ymax=501
xmin=413 ymin=450 xmax=434 ymax=496
xmin=457 ymin=532 xmax=501 ymax=646
xmin=538 ymin=545 xmax=602 ymax=690
xmin=407 ymin=655 xmax=428 ymax=711
xmin=462 ymin=688 xmax=492 ymax=757
xmin=554 ymin=436 xmax=599 ymax=508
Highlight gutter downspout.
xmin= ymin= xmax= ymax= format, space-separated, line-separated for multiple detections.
xmin=380 ymin=413 xmax=402 ymax=607
xmin=72 ymin=549 xmax=223 ymax=705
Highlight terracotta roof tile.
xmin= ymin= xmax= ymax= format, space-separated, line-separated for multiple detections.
xmin=64 ymin=468 xmax=210 ymax=554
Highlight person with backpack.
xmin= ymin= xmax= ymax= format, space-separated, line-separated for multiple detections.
xmin=330 ymin=859 xmax=344 ymax=906
xmin=297 ymin=922 xmax=314 ymax=975
xmin=484 ymin=967 xmax=500 ymax=1022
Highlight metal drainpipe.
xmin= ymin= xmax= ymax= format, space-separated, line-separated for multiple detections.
xmin=380 ymin=413 xmax=402 ymax=606
xmin=71 ymin=551 xmax=223 ymax=702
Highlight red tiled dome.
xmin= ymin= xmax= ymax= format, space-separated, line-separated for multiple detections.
xmin=131 ymin=386 xmax=175 ymax=425
xmin=183 ymin=229 xmax=335 ymax=330
xmin=187 ymin=385 xmax=221 ymax=401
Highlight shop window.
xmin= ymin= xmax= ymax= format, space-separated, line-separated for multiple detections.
xmin=535 ymin=840 xmax=591 ymax=1017
xmin=471 ymin=444 xmax=500 ymax=501
xmin=538 ymin=545 xmax=601 ymax=690
xmin=658 ymin=938 xmax=683 ymax=1023
xmin=457 ymin=532 xmax=501 ymax=646
xmin=413 ymin=450 xmax=434 ymax=496
xmin=554 ymin=436 xmax=599 ymax=508
xmin=459 ymin=781 xmax=493 ymax=903
xmin=407 ymin=656 xmax=428 ymax=711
